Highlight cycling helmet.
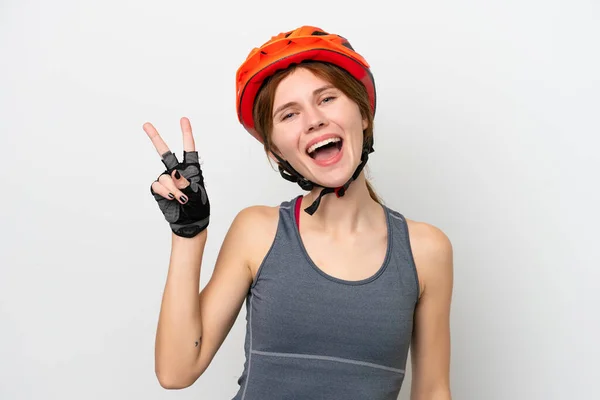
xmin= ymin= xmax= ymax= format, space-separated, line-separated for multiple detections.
xmin=235 ymin=26 xmax=377 ymax=214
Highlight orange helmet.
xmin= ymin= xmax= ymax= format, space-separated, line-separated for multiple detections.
xmin=235 ymin=26 xmax=376 ymax=142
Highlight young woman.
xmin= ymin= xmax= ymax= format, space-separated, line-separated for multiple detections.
xmin=144 ymin=26 xmax=453 ymax=400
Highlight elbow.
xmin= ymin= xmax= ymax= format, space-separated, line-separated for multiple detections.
xmin=155 ymin=366 xmax=199 ymax=390
xmin=157 ymin=380 xmax=185 ymax=390
xmin=154 ymin=348 xmax=207 ymax=389
xmin=156 ymin=373 xmax=188 ymax=390
xmin=156 ymin=377 xmax=188 ymax=390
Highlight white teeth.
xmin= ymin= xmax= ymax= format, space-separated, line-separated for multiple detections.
xmin=307 ymin=137 xmax=341 ymax=154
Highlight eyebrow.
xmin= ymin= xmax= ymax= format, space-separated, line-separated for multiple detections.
xmin=272 ymin=84 xmax=336 ymax=118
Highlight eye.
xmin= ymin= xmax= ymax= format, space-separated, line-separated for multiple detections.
xmin=281 ymin=112 xmax=295 ymax=121
xmin=321 ymin=96 xmax=336 ymax=104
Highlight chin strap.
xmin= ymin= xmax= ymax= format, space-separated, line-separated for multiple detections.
xmin=271 ymin=142 xmax=374 ymax=215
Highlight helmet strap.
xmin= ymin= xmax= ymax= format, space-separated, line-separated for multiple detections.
xmin=273 ymin=155 xmax=315 ymax=191
xmin=271 ymin=142 xmax=374 ymax=215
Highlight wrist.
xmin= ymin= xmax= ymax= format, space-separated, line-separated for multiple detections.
xmin=172 ymin=228 xmax=207 ymax=244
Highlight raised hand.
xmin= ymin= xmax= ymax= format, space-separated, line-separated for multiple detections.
xmin=144 ymin=117 xmax=210 ymax=238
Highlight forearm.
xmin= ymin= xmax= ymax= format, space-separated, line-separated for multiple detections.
xmin=155 ymin=230 xmax=207 ymax=387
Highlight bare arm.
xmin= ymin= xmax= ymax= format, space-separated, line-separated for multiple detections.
xmin=408 ymin=222 xmax=454 ymax=400
xmin=154 ymin=208 xmax=259 ymax=389
xmin=154 ymin=230 xmax=210 ymax=387
xmin=144 ymin=118 xmax=256 ymax=389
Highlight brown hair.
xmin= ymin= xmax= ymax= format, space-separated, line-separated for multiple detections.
xmin=252 ymin=61 xmax=381 ymax=203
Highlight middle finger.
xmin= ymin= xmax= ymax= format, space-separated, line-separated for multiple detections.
xmin=180 ymin=117 xmax=196 ymax=152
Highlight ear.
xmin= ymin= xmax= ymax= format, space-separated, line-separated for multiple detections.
xmin=362 ymin=117 xmax=368 ymax=131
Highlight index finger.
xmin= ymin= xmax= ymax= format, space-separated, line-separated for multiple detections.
xmin=143 ymin=122 xmax=171 ymax=157
xmin=180 ymin=117 xmax=196 ymax=152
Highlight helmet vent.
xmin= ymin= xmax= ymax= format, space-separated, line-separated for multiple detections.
xmin=341 ymin=41 xmax=354 ymax=50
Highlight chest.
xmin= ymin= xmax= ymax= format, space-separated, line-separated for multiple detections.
xmin=298 ymin=227 xmax=388 ymax=281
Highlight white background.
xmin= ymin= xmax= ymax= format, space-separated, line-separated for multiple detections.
xmin=1 ymin=0 xmax=599 ymax=399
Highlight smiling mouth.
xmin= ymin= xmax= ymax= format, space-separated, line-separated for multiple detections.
xmin=307 ymin=137 xmax=343 ymax=161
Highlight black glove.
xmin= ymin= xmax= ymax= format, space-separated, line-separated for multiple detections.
xmin=151 ymin=150 xmax=210 ymax=238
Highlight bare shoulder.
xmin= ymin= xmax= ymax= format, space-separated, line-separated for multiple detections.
xmin=231 ymin=204 xmax=280 ymax=236
xmin=229 ymin=204 xmax=280 ymax=279
xmin=405 ymin=219 xmax=454 ymax=298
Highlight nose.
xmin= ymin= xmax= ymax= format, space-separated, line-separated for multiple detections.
xmin=304 ymin=106 xmax=328 ymax=133
xmin=308 ymin=120 xmax=326 ymax=132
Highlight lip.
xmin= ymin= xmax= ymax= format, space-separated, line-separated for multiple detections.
xmin=309 ymin=139 xmax=344 ymax=167
xmin=305 ymin=133 xmax=343 ymax=155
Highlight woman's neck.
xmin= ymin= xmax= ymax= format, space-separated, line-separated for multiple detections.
xmin=300 ymin=173 xmax=382 ymax=234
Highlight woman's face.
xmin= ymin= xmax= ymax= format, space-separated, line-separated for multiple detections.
xmin=270 ymin=67 xmax=368 ymax=189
